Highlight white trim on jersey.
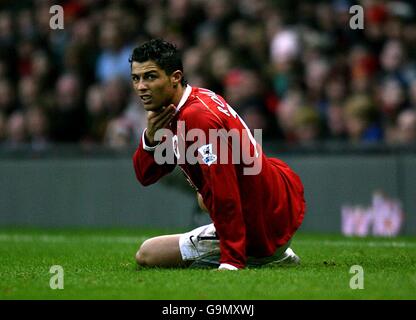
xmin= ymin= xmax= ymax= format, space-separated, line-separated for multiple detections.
xmin=176 ymin=84 xmax=192 ymax=113
xmin=142 ymin=128 xmax=160 ymax=151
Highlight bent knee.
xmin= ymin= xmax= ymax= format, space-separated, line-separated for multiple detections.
xmin=136 ymin=239 xmax=154 ymax=267
xmin=135 ymin=248 xmax=146 ymax=266
xmin=135 ymin=235 xmax=184 ymax=268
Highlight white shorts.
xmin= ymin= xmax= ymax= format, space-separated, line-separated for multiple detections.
xmin=179 ymin=223 xmax=293 ymax=267
xmin=179 ymin=223 xmax=219 ymax=261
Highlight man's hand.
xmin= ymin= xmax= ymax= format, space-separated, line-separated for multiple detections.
xmin=145 ymin=104 xmax=176 ymax=146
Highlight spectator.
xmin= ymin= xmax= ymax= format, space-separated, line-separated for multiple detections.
xmin=16 ymin=9 xmax=36 ymax=40
xmin=0 ymin=78 xmax=17 ymax=116
xmin=348 ymin=45 xmax=377 ymax=95
xmin=209 ymin=47 xmax=234 ymax=89
xmin=103 ymin=77 xmax=129 ymax=117
xmin=124 ymin=94 xmax=147 ymax=143
xmin=25 ymin=106 xmax=50 ymax=151
xmin=304 ymin=57 xmax=330 ymax=106
xmin=64 ymin=18 xmax=97 ymax=85
xmin=18 ymin=76 xmax=39 ymax=109
xmin=344 ymin=95 xmax=383 ymax=143
xmin=379 ymin=40 xmax=406 ymax=83
xmin=31 ymin=50 xmax=56 ymax=94
xmin=293 ymin=106 xmax=321 ymax=144
xmin=326 ymin=104 xmax=347 ymax=141
xmin=96 ymin=21 xmax=132 ymax=83
xmin=390 ymin=109 xmax=416 ymax=145
xmin=275 ymin=88 xmax=304 ymax=143
xmin=5 ymin=111 xmax=27 ymax=148
xmin=377 ymin=78 xmax=407 ymax=127
xmin=104 ymin=117 xmax=135 ymax=149
xmin=49 ymin=73 xmax=86 ymax=143
xmin=0 ymin=0 xmax=415 ymax=148
xmin=85 ymin=84 xmax=108 ymax=144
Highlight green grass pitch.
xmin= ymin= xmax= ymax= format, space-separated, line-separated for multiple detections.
xmin=0 ymin=228 xmax=415 ymax=300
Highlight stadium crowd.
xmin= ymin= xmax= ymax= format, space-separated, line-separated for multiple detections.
xmin=0 ymin=0 xmax=416 ymax=150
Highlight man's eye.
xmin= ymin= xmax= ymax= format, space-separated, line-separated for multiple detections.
xmin=146 ymin=74 xmax=156 ymax=80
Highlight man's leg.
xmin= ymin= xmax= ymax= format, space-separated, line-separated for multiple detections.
xmin=136 ymin=234 xmax=191 ymax=268
xmin=136 ymin=193 xmax=210 ymax=268
xmin=246 ymin=240 xmax=300 ymax=268
xmin=136 ymin=223 xmax=220 ymax=269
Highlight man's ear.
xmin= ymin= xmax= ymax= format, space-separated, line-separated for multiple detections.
xmin=171 ymin=70 xmax=183 ymax=87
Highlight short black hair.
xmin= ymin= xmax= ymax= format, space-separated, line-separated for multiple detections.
xmin=129 ymin=39 xmax=187 ymax=86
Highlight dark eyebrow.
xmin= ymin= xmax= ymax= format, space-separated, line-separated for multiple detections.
xmin=144 ymin=70 xmax=158 ymax=75
xmin=131 ymin=70 xmax=158 ymax=78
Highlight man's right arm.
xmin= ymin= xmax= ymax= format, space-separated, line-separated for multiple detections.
xmin=132 ymin=106 xmax=176 ymax=186
xmin=132 ymin=132 xmax=175 ymax=186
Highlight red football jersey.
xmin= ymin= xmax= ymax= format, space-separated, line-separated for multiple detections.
xmin=133 ymin=85 xmax=306 ymax=269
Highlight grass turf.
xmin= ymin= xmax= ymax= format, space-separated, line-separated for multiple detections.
xmin=0 ymin=228 xmax=415 ymax=300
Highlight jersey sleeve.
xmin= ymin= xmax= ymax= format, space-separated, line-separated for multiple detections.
xmin=132 ymin=129 xmax=176 ymax=186
xmin=185 ymin=111 xmax=247 ymax=269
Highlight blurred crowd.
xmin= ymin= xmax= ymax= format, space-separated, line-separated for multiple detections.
xmin=0 ymin=0 xmax=416 ymax=150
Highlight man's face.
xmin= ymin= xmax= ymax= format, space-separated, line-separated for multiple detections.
xmin=131 ymin=60 xmax=176 ymax=112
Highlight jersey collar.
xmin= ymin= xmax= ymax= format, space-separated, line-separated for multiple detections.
xmin=176 ymin=84 xmax=192 ymax=113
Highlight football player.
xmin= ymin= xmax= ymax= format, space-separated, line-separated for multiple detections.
xmin=131 ymin=39 xmax=306 ymax=270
